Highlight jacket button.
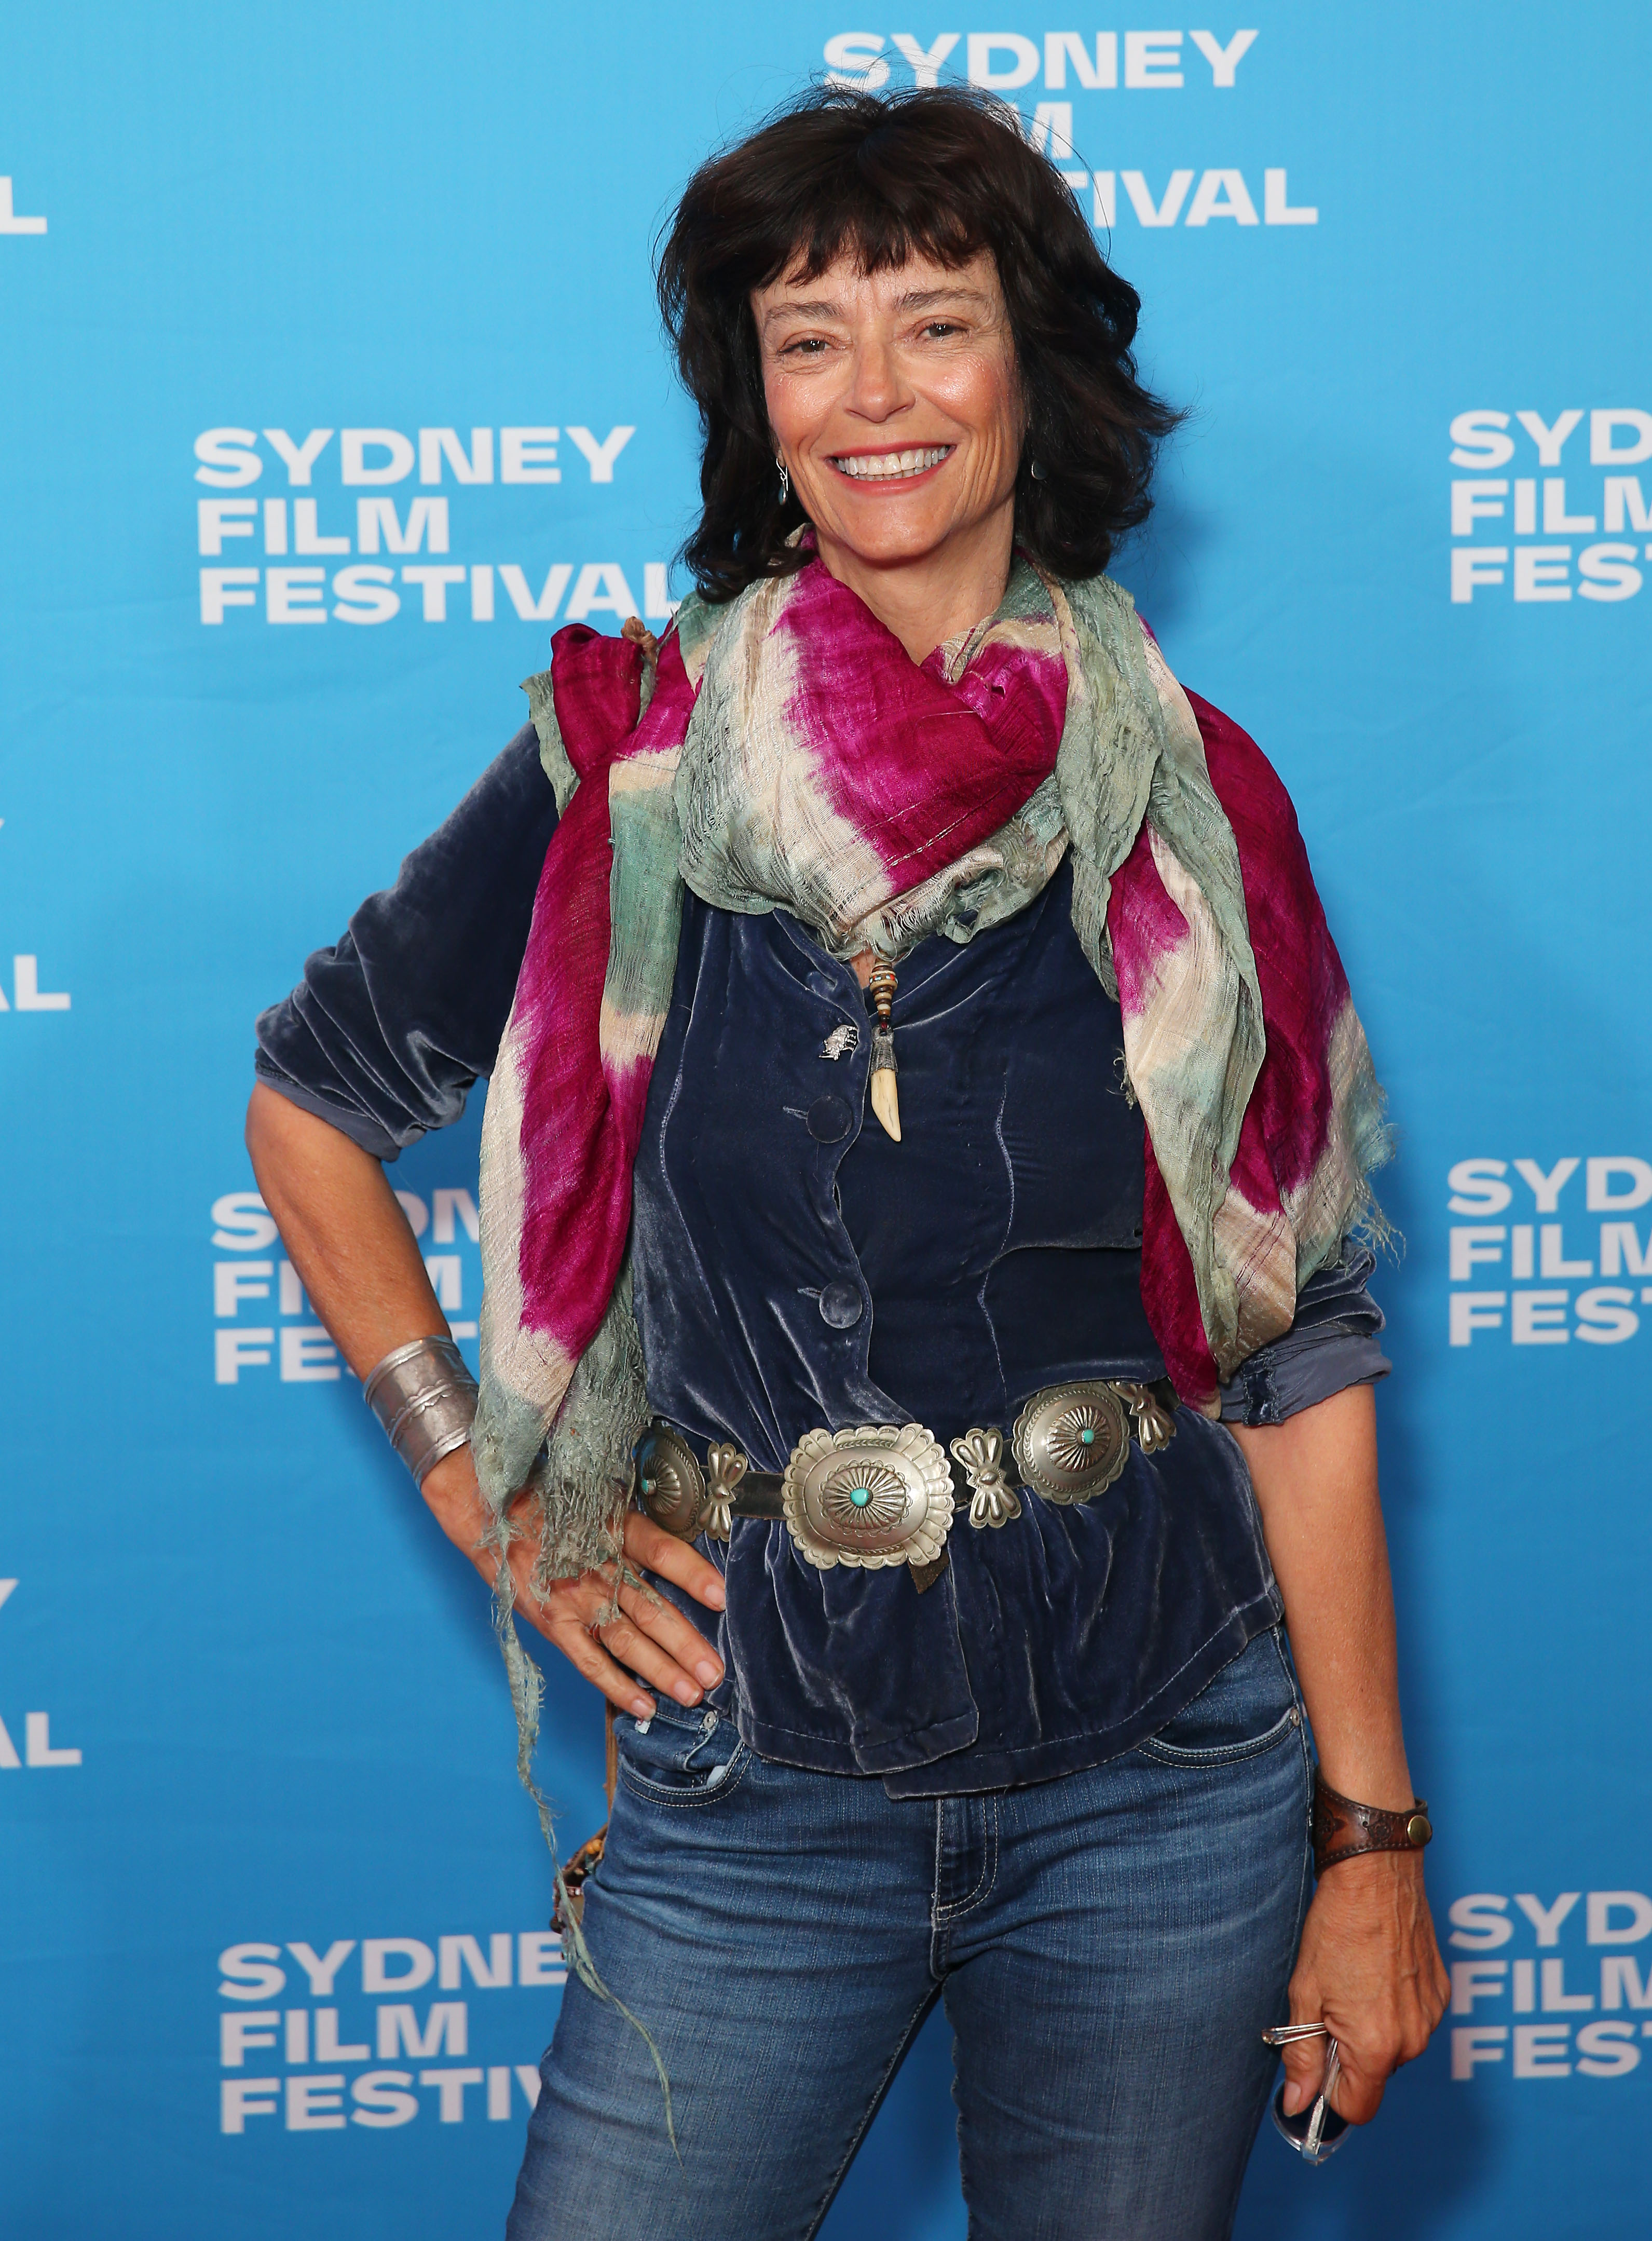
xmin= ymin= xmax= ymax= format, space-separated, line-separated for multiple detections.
xmin=818 ymin=1279 xmax=864 ymax=1328
xmin=807 ymin=1094 xmax=852 ymax=1142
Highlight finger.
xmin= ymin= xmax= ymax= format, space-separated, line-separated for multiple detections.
xmin=544 ymin=1612 xmax=658 ymax=1718
xmin=622 ymin=1512 xmax=728 ymax=1610
xmin=1400 ymin=1997 xmax=1444 ymax=2065
xmin=1324 ymin=2048 xmax=1386 ymax=2126
xmin=506 ymin=1567 xmax=609 ymax=1644
xmin=613 ymin=1579 xmax=725 ymax=1690
xmin=511 ymin=1551 xmax=638 ymax=1635
xmin=534 ymin=1567 xmax=721 ymax=1693
xmin=480 ymin=1530 xmax=591 ymax=1618
xmin=498 ymin=1546 xmax=722 ymax=1703
xmin=591 ymin=1608 xmax=712 ymax=1706
xmin=513 ymin=1570 xmax=641 ymax=1664
xmin=1430 ymin=1954 xmax=1454 ymax=2022
xmin=1278 ymin=2038 xmax=1326 ymax=2117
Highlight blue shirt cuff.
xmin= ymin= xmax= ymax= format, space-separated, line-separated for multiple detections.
xmin=1218 ymin=1243 xmax=1391 ymax=1427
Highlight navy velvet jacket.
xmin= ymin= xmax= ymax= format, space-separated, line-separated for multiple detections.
xmin=257 ymin=724 xmax=1389 ymax=1796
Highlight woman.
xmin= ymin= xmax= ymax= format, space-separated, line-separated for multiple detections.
xmin=249 ymin=86 xmax=1448 ymax=2239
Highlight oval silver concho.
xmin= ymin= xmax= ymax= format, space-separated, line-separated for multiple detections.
xmin=1011 ymin=1382 xmax=1130 ymax=1504
xmin=635 ymin=1422 xmax=709 ymax=1538
xmin=781 ymin=1424 xmax=953 ymax=1570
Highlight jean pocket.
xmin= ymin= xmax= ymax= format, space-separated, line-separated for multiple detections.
xmin=1136 ymin=1628 xmax=1305 ymax=1768
xmin=615 ymin=1705 xmax=750 ymax=1808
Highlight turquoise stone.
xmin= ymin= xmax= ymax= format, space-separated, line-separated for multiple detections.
xmin=850 ymin=1486 xmax=871 ymax=1507
xmin=1080 ymin=1427 xmax=1095 ymax=1446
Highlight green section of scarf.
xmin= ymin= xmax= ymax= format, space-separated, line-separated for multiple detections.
xmin=508 ymin=562 xmax=1261 ymax=1585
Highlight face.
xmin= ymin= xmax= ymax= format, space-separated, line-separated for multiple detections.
xmin=753 ymin=248 xmax=1022 ymax=578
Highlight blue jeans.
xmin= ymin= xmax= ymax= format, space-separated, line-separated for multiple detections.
xmin=507 ymin=1626 xmax=1312 ymax=2241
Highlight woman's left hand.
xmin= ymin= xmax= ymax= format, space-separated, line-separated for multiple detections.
xmin=1232 ymin=1386 xmax=1451 ymax=2123
xmin=1279 ymin=1849 xmax=1450 ymax=2121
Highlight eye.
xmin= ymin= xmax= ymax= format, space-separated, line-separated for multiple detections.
xmin=920 ymin=320 xmax=965 ymax=341
xmin=780 ymin=335 xmax=831 ymax=358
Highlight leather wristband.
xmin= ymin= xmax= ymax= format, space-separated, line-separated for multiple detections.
xmin=1312 ymin=1771 xmax=1433 ymax=1875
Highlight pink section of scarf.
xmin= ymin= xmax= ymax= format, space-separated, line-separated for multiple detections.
xmin=775 ymin=561 xmax=1070 ymax=889
xmin=500 ymin=575 xmax=1358 ymax=1410
xmin=508 ymin=628 xmax=697 ymax=1355
xmin=1125 ymin=690 xmax=1357 ymax=1398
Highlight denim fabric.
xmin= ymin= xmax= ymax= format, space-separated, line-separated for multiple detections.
xmin=254 ymin=729 xmax=1388 ymax=1791
xmin=506 ymin=1625 xmax=1313 ymax=2241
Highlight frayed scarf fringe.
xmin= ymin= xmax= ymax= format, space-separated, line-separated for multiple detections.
xmin=481 ymin=1518 xmax=679 ymax=2155
xmin=470 ymin=556 xmax=1391 ymax=2142
xmin=518 ymin=1280 xmax=649 ymax=1584
xmin=1344 ymin=1087 xmax=1402 ymax=1268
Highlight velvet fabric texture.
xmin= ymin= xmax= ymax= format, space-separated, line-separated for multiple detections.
xmin=631 ymin=863 xmax=1282 ymax=1790
xmin=255 ymin=726 xmax=556 ymax=1153
xmin=473 ymin=562 xmax=1390 ymax=1586
xmin=256 ymin=737 xmax=1388 ymax=1793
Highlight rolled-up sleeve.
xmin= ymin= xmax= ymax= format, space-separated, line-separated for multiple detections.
xmin=254 ymin=723 xmax=556 ymax=1159
xmin=1218 ymin=1242 xmax=1392 ymax=1426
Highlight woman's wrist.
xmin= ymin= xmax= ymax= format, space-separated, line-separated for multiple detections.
xmin=419 ymin=1445 xmax=494 ymax=1569
xmin=1310 ymin=1748 xmax=1415 ymax=1818
xmin=1313 ymin=1771 xmax=1433 ymax=1876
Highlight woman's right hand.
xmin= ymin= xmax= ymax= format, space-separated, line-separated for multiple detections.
xmin=421 ymin=1446 xmax=728 ymax=1719
xmin=243 ymin=1091 xmax=726 ymax=1719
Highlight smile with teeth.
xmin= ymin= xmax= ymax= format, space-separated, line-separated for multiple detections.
xmin=830 ymin=446 xmax=953 ymax=481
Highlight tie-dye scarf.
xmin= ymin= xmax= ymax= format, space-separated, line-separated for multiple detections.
xmin=472 ymin=556 xmax=1389 ymax=1584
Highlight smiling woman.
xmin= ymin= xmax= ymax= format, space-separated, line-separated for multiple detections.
xmin=658 ymin=88 xmax=1178 ymax=617
xmin=753 ymin=251 xmax=1025 ymax=657
xmin=248 ymin=80 xmax=1445 ymax=2241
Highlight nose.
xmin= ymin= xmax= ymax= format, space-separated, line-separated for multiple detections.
xmin=844 ymin=332 xmax=911 ymax=425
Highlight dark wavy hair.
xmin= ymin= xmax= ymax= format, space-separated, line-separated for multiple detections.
xmin=656 ymin=84 xmax=1179 ymax=602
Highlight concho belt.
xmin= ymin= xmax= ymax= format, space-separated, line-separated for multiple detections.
xmin=635 ymin=1378 xmax=1179 ymax=1585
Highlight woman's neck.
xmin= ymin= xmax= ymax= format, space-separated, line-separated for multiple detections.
xmin=811 ymin=507 xmax=1016 ymax=663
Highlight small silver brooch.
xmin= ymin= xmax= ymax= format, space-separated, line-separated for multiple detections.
xmin=1113 ymin=1382 xmax=1179 ymax=1454
xmin=820 ymin=1023 xmax=859 ymax=1061
xmin=950 ymin=1427 xmax=1022 ymax=1529
xmin=703 ymin=1442 xmax=748 ymax=1541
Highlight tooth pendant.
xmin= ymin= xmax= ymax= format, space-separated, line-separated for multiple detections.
xmin=870 ymin=1067 xmax=900 ymax=1142
xmin=867 ymin=962 xmax=900 ymax=1143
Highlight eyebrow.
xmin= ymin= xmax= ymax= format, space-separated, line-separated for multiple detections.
xmin=761 ymin=299 xmax=841 ymax=328
xmin=760 ymin=284 xmax=991 ymax=333
xmin=892 ymin=286 xmax=990 ymax=312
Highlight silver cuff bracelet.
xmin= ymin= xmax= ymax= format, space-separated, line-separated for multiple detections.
xmin=363 ymin=1335 xmax=479 ymax=1487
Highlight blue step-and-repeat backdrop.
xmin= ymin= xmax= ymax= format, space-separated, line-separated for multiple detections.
xmin=4 ymin=6 xmax=1649 ymax=2235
